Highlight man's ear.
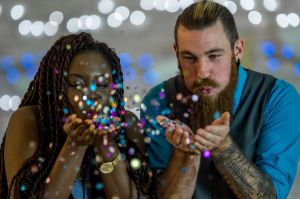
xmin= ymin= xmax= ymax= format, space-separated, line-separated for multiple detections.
xmin=173 ymin=43 xmax=179 ymax=58
xmin=234 ymin=38 xmax=244 ymax=61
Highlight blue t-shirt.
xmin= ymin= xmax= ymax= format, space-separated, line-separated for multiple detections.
xmin=71 ymin=179 xmax=87 ymax=199
xmin=140 ymin=66 xmax=300 ymax=199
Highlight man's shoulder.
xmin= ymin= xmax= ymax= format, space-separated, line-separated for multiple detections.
xmin=270 ymin=79 xmax=299 ymax=99
xmin=142 ymin=81 xmax=167 ymax=103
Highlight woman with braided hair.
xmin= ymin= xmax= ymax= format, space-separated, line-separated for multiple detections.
xmin=0 ymin=32 xmax=157 ymax=199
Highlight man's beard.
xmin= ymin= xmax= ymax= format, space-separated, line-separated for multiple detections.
xmin=179 ymin=56 xmax=239 ymax=132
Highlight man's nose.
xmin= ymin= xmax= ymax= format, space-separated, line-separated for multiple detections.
xmin=195 ymin=60 xmax=210 ymax=79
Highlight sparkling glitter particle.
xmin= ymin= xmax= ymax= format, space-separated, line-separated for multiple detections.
xmin=95 ymin=182 xmax=104 ymax=190
xmin=74 ymin=95 xmax=79 ymax=102
xmin=203 ymin=149 xmax=211 ymax=158
xmin=20 ymin=184 xmax=26 ymax=191
xmin=130 ymin=158 xmax=141 ymax=169
xmin=213 ymin=111 xmax=221 ymax=120
xmin=180 ymin=167 xmax=188 ymax=174
xmin=45 ymin=177 xmax=51 ymax=184
xmin=29 ymin=141 xmax=36 ymax=148
xmin=191 ymin=94 xmax=199 ymax=102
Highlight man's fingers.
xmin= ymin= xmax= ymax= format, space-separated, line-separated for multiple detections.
xmin=172 ymin=128 xmax=183 ymax=146
xmin=203 ymin=126 xmax=227 ymax=138
xmin=194 ymin=134 xmax=216 ymax=149
xmin=156 ymin=115 xmax=175 ymax=128
xmin=221 ymin=112 xmax=230 ymax=125
xmin=180 ymin=131 xmax=190 ymax=146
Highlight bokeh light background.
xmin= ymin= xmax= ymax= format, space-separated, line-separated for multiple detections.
xmin=0 ymin=0 xmax=299 ymax=197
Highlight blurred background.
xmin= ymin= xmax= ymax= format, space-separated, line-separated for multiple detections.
xmin=0 ymin=0 xmax=299 ymax=197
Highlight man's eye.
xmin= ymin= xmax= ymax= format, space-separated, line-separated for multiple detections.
xmin=209 ymin=54 xmax=221 ymax=59
xmin=183 ymin=57 xmax=196 ymax=62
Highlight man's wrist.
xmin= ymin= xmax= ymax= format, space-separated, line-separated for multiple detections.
xmin=174 ymin=148 xmax=201 ymax=159
xmin=211 ymin=135 xmax=232 ymax=158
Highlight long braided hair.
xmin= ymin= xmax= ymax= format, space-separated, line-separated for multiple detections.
xmin=0 ymin=32 xmax=157 ymax=198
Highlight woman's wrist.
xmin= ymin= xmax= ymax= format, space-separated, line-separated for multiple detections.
xmin=94 ymin=137 xmax=120 ymax=162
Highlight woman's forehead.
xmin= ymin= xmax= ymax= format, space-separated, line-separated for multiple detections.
xmin=68 ymin=51 xmax=112 ymax=76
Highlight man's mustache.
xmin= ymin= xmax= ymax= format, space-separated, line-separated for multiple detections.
xmin=192 ymin=78 xmax=219 ymax=90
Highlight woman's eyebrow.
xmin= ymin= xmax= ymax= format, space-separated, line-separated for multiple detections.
xmin=68 ymin=73 xmax=86 ymax=79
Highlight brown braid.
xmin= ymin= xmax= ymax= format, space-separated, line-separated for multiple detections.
xmin=0 ymin=32 xmax=157 ymax=199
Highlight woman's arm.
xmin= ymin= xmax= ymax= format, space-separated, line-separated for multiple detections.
xmin=99 ymin=111 xmax=151 ymax=199
xmin=5 ymin=107 xmax=91 ymax=199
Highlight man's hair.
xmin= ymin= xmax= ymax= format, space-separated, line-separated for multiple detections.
xmin=174 ymin=0 xmax=239 ymax=49
xmin=0 ymin=32 xmax=157 ymax=198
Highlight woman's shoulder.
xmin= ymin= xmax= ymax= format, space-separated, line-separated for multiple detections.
xmin=7 ymin=104 xmax=40 ymax=144
xmin=10 ymin=105 xmax=39 ymax=124
xmin=5 ymin=104 xmax=40 ymax=149
xmin=4 ymin=105 xmax=40 ymax=187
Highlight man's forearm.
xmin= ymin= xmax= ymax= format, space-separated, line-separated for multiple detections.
xmin=212 ymin=136 xmax=276 ymax=199
xmin=159 ymin=149 xmax=200 ymax=199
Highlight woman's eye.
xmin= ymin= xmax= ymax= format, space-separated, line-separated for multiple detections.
xmin=95 ymin=76 xmax=110 ymax=88
xmin=69 ymin=80 xmax=85 ymax=87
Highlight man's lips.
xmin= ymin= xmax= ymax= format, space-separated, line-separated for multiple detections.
xmin=194 ymin=86 xmax=213 ymax=94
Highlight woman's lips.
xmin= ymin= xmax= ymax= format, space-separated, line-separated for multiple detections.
xmin=85 ymin=110 xmax=97 ymax=119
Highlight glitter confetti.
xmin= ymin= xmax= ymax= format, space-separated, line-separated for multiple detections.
xmin=213 ymin=111 xmax=221 ymax=120
xmin=89 ymin=83 xmax=96 ymax=92
xmin=202 ymin=149 xmax=211 ymax=158
xmin=45 ymin=177 xmax=51 ymax=184
xmin=95 ymin=182 xmax=104 ymax=190
xmin=133 ymin=94 xmax=141 ymax=103
xmin=191 ymin=94 xmax=199 ymax=102
xmin=66 ymin=44 xmax=71 ymax=50
xmin=180 ymin=167 xmax=188 ymax=174
xmin=20 ymin=184 xmax=26 ymax=191
xmin=130 ymin=158 xmax=141 ymax=169
xmin=128 ymin=147 xmax=135 ymax=155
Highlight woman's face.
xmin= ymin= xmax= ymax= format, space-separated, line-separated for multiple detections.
xmin=66 ymin=51 xmax=114 ymax=119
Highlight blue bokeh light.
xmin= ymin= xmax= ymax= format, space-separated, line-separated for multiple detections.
xmin=20 ymin=53 xmax=35 ymax=69
xmin=137 ymin=53 xmax=154 ymax=70
xmin=118 ymin=53 xmax=132 ymax=69
xmin=144 ymin=69 xmax=159 ymax=85
xmin=295 ymin=62 xmax=300 ymax=77
xmin=266 ymin=58 xmax=280 ymax=72
xmin=122 ymin=66 xmax=136 ymax=82
xmin=25 ymin=66 xmax=38 ymax=80
xmin=0 ymin=56 xmax=14 ymax=71
xmin=261 ymin=41 xmax=276 ymax=57
xmin=7 ymin=67 xmax=20 ymax=84
xmin=281 ymin=44 xmax=294 ymax=59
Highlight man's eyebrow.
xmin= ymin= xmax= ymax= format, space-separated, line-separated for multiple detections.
xmin=204 ymin=48 xmax=225 ymax=55
xmin=180 ymin=50 xmax=197 ymax=56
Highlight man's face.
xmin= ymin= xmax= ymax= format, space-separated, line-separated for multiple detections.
xmin=174 ymin=21 xmax=243 ymax=101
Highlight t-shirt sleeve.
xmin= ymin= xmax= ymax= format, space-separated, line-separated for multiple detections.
xmin=255 ymin=79 xmax=300 ymax=199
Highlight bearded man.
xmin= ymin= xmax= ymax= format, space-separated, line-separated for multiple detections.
xmin=141 ymin=1 xmax=300 ymax=199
